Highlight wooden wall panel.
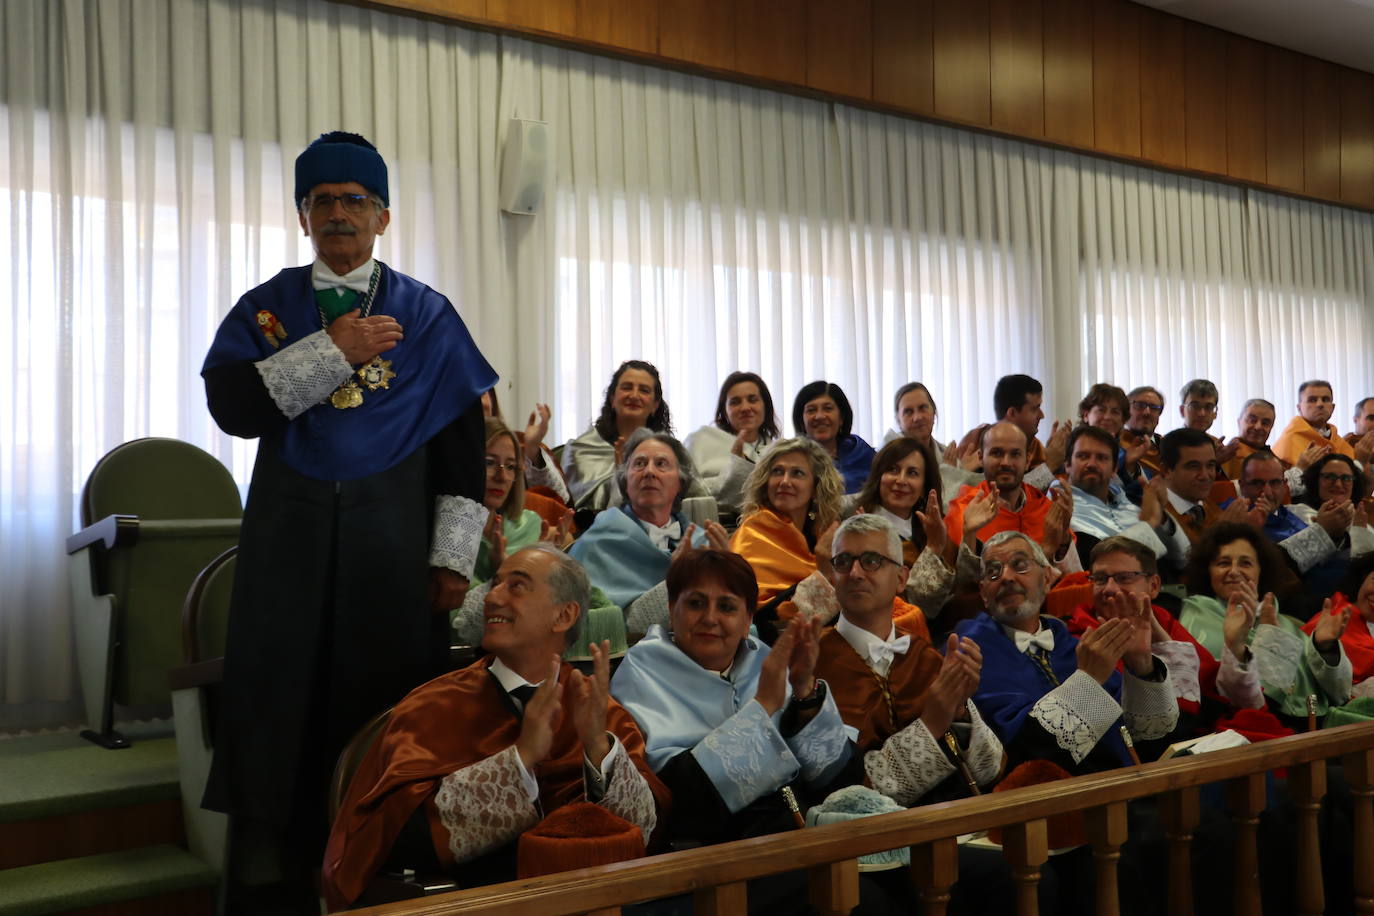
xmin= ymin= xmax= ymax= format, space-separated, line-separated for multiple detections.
xmin=1340 ymin=69 xmax=1374 ymax=208
xmin=1183 ymin=24 xmax=1227 ymax=174
xmin=659 ymin=0 xmax=734 ymax=71
xmin=990 ymin=0 xmax=1044 ymax=138
xmin=1225 ymin=36 xmax=1267 ymax=184
xmin=385 ymin=0 xmax=486 ymax=19
xmin=1303 ymin=58 xmax=1343 ymax=200
xmin=734 ymin=0 xmax=803 ymax=85
xmin=932 ymin=0 xmax=991 ymax=126
xmin=1043 ymin=0 xmax=1094 ymax=148
xmin=1138 ymin=9 xmax=1185 ymax=165
xmin=872 ymin=0 xmax=934 ymax=114
xmin=805 ymin=0 xmax=872 ymax=98
xmin=1093 ymin=0 xmax=1141 ymax=158
xmin=486 ymin=0 xmax=574 ymax=34
xmin=1265 ymin=47 xmax=1305 ymax=192
xmin=574 ymin=0 xmax=657 ymax=54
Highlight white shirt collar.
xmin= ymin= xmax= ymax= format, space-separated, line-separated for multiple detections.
xmin=1165 ymin=486 xmax=1202 ymax=515
xmin=1000 ymin=620 xmax=1054 ymax=654
xmin=638 ymin=515 xmax=682 ymax=552
xmin=836 ymin=613 xmax=909 ymax=674
xmin=311 ymin=257 xmax=375 ymax=294
xmin=488 ymin=657 xmax=542 ymax=693
xmin=873 ymin=504 xmax=913 ymax=539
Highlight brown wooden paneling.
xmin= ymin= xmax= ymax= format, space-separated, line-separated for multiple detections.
xmin=1093 ymin=0 xmax=1140 ymax=157
xmin=486 ymin=0 xmax=575 ymax=34
xmin=1138 ymin=9 xmax=1185 ymax=165
xmin=574 ymin=0 xmax=656 ymax=53
xmin=1304 ymin=58 xmax=1342 ymax=200
xmin=933 ymin=0 xmax=991 ymax=125
xmin=872 ymin=0 xmax=933 ymax=113
xmin=990 ymin=0 xmax=1043 ymax=137
xmin=1183 ymin=24 xmax=1227 ymax=174
xmin=1225 ymin=35 xmax=1267 ymax=184
xmin=805 ymin=0 xmax=872 ymax=98
xmin=1265 ymin=46 xmax=1305 ymax=192
xmin=659 ymin=0 xmax=734 ymax=71
xmin=379 ymin=0 xmax=486 ymax=19
xmin=1341 ymin=68 xmax=1374 ymax=208
xmin=0 ymin=799 xmax=184 ymax=869
xmin=734 ymin=0 xmax=803 ymax=85
xmin=1043 ymin=0 xmax=1094 ymax=148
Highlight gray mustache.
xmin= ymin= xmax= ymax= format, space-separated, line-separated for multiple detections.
xmin=322 ymin=222 xmax=357 ymax=236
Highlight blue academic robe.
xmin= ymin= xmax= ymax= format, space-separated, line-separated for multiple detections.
xmin=568 ymin=506 xmax=706 ymax=611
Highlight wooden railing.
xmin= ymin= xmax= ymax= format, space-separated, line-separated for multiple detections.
xmin=349 ymin=723 xmax=1374 ymax=916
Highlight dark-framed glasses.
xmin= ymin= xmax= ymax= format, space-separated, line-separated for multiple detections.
xmin=306 ymin=192 xmax=375 ymax=214
xmin=1129 ymin=400 xmax=1163 ymax=414
xmin=1320 ymin=472 xmax=1356 ymax=485
xmin=831 ymin=551 xmax=899 ymax=573
xmin=1088 ymin=571 xmax=1147 ymax=587
xmin=981 ymin=555 xmax=1037 ymax=582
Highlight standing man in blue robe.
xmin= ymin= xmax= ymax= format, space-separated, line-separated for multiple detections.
xmin=200 ymin=131 xmax=496 ymax=913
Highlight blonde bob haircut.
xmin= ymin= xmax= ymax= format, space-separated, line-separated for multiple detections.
xmin=740 ymin=436 xmax=844 ymax=534
xmin=483 ymin=416 xmax=526 ymax=518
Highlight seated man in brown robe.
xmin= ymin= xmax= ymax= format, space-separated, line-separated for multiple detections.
xmin=815 ymin=513 xmax=1004 ymax=804
xmin=322 ymin=545 xmax=668 ymax=910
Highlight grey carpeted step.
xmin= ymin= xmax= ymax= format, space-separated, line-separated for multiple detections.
xmin=0 ymin=738 xmax=179 ymax=824
xmin=0 ymin=845 xmax=216 ymax=916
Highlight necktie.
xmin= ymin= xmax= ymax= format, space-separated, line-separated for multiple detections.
xmin=1187 ymin=505 xmax=1206 ymax=526
xmin=509 ymin=684 xmax=537 ymax=715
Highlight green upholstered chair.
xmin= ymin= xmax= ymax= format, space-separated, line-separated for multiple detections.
xmin=169 ymin=546 xmax=236 ymax=873
xmin=67 ymin=438 xmax=242 ymax=748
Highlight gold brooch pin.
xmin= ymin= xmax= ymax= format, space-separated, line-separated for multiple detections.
xmin=358 ymin=356 xmax=396 ymax=391
xmin=330 ymin=379 xmax=364 ymax=409
xmin=256 ymin=310 xmax=287 ymax=348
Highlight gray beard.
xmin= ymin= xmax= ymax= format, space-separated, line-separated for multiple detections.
xmin=991 ymin=599 xmax=1041 ymax=625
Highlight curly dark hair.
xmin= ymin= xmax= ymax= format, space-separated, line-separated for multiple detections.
xmin=1299 ymin=453 xmax=1368 ymax=511
xmin=852 ymin=437 xmax=944 ymax=549
xmin=792 ymin=381 xmax=854 ymax=440
xmin=1183 ymin=522 xmax=1289 ymax=599
xmin=593 ymin=360 xmax=672 ymax=442
xmin=712 ymin=371 xmax=780 ymax=440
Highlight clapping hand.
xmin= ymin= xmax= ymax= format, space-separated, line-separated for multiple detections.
xmin=920 ymin=635 xmax=982 ymax=736
xmin=570 ymin=640 xmax=614 ymax=768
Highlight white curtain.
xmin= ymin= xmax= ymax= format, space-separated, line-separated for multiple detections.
xmin=2 ymin=0 xmax=1372 ymax=727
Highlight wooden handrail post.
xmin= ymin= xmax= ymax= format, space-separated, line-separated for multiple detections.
xmin=807 ymin=858 xmax=859 ymax=916
xmin=1159 ymin=786 xmax=1200 ymax=916
xmin=1227 ymin=772 xmax=1266 ymax=915
xmin=692 ymin=882 xmax=747 ymax=916
xmin=1087 ymin=802 xmax=1128 ymax=916
xmin=1002 ymin=818 xmax=1049 ymax=916
xmin=911 ymin=836 xmax=959 ymax=916
xmin=1344 ymin=749 xmax=1374 ymax=915
xmin=1290 ymin=759 xmax=1327 ymax=916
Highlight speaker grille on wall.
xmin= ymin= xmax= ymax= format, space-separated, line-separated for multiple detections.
xmin=500 ymin=118 xmax=549 ymax=215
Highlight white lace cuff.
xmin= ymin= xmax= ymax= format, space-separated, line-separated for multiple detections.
xmin=786 ymin=686 xmax=851 ymax=785
xmin=864 ymin=717 xmax=954 ymax=805
xmin=1119 ymin=520 xmax=1167 ymax=559
xmin=905 ymin=548 xmax=953 ymax=616
xmin=1151 ymin=640 xmax=1200 ymax=705
xmin=525 ymin=453 xmax=571 ymax=503
xmin=1121 ymin=661 xmax=1179 ymax=740
xmin=792 ymin=571 xmax=840 ymax=624
xmin=963 ymin=704 xmax=1005 ymax=784
xmin=1251 ymin=623 xmax=1302 ymax=694
xmin=625 ymin=581 xmax=671 ymax=636
xmin=1029 ymin=670 xmax=1123 ymax=764
xmin=1285 ymin=466 xmax=1307 ymax=499
xmin=451 ymin=580 xmax=493 ymax=646
xmin=1218 ymin=643 xmax=1265 ymax=709
xmin=1305 ymin=635 xmax=1353 ymax=706
xmin=599 ymin=736 xmax=658 ymax=839
xmin=434 ymin=745 xmax=541 ymax=864
xmin=430 ymin=495 xmax=489 ymax=579
xmin=1025 ymin=463 xmax=1055 ymax=493
xmin=253 ymin=329 xmax=353 ymax=420
xmin=1279 ymin=523 xmax=1336 ymax=573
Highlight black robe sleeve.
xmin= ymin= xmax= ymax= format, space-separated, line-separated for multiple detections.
xmin=203 ymin=361 xmax=289 ymax=439
xmin=429 ymin=399 xmax=487 ymax=504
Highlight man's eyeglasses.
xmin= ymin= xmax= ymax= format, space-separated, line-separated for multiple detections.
xmin=1129 ymin=400 xmax=1163 ymax=414
xmin=1185 ymin=400 xmax=1218 ymax=414
xmin=832 ymin=551 xmax=900 ymax=573
xmin=1088 ymin=571 xmax=1147 ymax=587
xmin=306 ymin=192 xmax=376 ymax=215
xmin=1320 ymin=473 xmax=1356 ymax=485
xmin=485 ymin=456 xmax=520 ymax=476
xmin=981 ymin=555 xmax=1037 ymax=582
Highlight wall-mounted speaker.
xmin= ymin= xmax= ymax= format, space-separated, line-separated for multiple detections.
xmin=499 ymin=118 xmax=549 ymax=215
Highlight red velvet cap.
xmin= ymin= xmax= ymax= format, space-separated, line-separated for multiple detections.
xmin=516 ymin=802 xmax=644 ymax=879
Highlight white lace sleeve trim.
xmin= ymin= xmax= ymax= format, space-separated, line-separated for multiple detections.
xmin=963 ymin=703 xmax=1005 ymax=784
xmin=1305 ymin=635 xmax=1353 ymax=707
xmin=1217 ymin=643 xmax=1265 ymax=709
xmin=1029 ymin=670 xmax=1122 ymax=764
xmin=1121 ymin=660 xmax=1179 ymax=740
xmin=1251 ymin=623 xmax=1303 ymax=694
xmin=597 ymin=735 xmax=658 ymax=840
xmin=625 ymin=581 xmax=671 ymax=636
xmin=253 ymin=329 xmax=353 ymax=420
xmin=1024 ymin=463 xmax=1055 ymax=493
xmin=1150 ymin=640 xmax=1200 ymax=705
xmin=433 ymin=745 xmax=541 ymax=864
xmin=905 ymin=548 xmax=953 ymax=617
xmin=1285 ymin=466 xmax=1307 ymax=499
xmin=863 ymin=717 xmax=954 ymax=805
xmin=1279 ymin=523 xmax=1336 ymax=574
xmin=525 ymin=455 xmax=571 ymax=503
xmin=786 ymin=686 xmax=851 ymax=785
xmin=954 ymin=542 xmax=982 ymax=588
xmin=430 ymin=495 xmax=489 ymax=579
xmin=791 ymin=571 xmax=840 ymax=625
xmin=451 ymin=580 xmax=493 ymax=647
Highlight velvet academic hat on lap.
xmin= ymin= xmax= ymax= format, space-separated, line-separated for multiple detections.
xmin=517 ymin=802 xmax=645 ymax=879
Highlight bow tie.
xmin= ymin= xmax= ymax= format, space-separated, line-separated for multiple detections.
xmin=1013 ymin=628 xmax=1055 ymax=655
xmin=869 ymin=635 xmax=911 ymax=667
xmin=312 ymin=261 xmax=373 ymax=294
